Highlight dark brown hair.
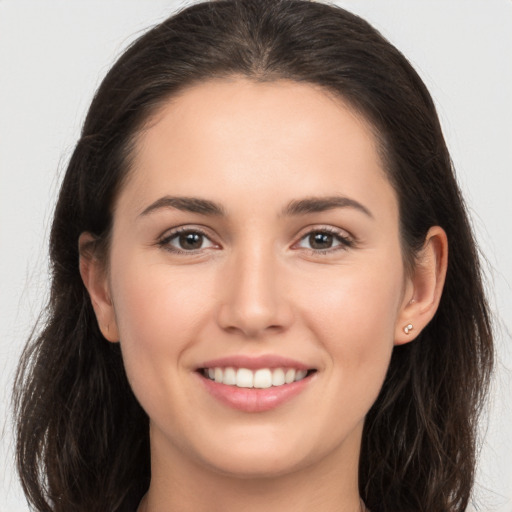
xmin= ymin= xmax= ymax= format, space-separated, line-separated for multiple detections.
xmin=13 ymin=1 xmax=494 ymax=511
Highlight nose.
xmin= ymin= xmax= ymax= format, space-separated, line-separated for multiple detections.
xmin=216 ymin=244 xmax=294 ymax=338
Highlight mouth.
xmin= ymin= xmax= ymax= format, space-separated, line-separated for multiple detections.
xmin=195 ymin=356 xmax=317 ymax=412
xmin=198 ymin=366 xmax=317 ymax=389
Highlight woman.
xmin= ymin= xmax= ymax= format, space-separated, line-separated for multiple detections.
xmin=13 ymin=1 xmax=494 ymax=511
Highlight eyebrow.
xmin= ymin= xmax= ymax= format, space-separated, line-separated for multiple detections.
xmin=138 ymin=194 xmax=373 ymax=219
xmin=281 ymin=196 xmax=374 ymax=219
xmin=139 ymin=196 xmax=226 ymax=217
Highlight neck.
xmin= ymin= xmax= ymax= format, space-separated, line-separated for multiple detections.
xmin=140 ymin=423 xmax=365 ymax=512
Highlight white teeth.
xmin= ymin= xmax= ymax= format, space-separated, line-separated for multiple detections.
xmin=271 ymin=368 xmax=285 ymax=386
xmin=285 ymin=368 xmax=296 ymax=384
xmin=223 ymin=367 xmax=237 ymax=385
xmin=254 ymin=369 xmax=272 ymax=389
xmin=236 ymin=368 xmax=253 ymax=388
xmin=203 ymin=367 xmax=311 ymax=388
xmin=295 ymin=369 xmax=308 ymax=381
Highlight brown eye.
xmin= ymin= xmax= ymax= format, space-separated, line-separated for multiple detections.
xmin=178 ymin=232 xmax=204 ymax=250
xmin=308 ymin=232 xmax=334 ymax=250
xmin=296 ymin=229 xmax=353 ymax=253
xmin=160 ymin=229 xmax=216 ymax=253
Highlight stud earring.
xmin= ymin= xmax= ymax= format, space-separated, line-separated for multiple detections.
xmin=403 ymin=323 xmax=413 ymax=335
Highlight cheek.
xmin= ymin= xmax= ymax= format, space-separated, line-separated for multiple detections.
xmin=108 ymin=256 xmax=215 ymax=391
xmin=304 ymin=264 xmax=401 ymax=333
xmin=108 ymin=256 xmax=221 ymax=429
xmin=298 ymin=259 xmax=403 ymax=382
xmin=112 ymin=258 xmax=210 ymax=341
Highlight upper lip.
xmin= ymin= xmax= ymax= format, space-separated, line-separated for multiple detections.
xmin=197 ymin=354 xmax=313 ymax=371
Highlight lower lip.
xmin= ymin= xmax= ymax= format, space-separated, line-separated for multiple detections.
xmin=197 ymin=372 xmax=315 ymax=413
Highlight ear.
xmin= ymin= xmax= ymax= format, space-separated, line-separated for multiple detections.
xmin=394 ymin=226 xmax=448 ymax=345
xmin=78 ymin=232 xmax=119 ymax=342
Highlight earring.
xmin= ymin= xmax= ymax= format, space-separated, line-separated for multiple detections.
xmin=403 ymin=323 xmax=413 ymax=335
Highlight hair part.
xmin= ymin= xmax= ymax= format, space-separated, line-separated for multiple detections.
xmin=14 ymin=1 xmax=494 ymax=511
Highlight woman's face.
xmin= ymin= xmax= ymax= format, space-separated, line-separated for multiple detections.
xmin=97 ymin=78 xmax=414 ymax=478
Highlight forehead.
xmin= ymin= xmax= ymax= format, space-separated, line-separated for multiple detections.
xmin=121 ymin=77 xmax=395 ymax=218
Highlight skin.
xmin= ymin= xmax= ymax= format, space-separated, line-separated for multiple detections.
xmin=80 ymin=78 xmax=447 ymax=512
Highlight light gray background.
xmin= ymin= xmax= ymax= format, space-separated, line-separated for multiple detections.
xmin=1 ymin=1 xmax=511 ymax=511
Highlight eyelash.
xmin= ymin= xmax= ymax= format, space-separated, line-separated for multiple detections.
xmin=157 ymin=226 xmax=355 ymax=256
xmin=157 ymin=226 xmax=215 ymax=255
xmin=295 ymin=226 xmax=355 ymax=255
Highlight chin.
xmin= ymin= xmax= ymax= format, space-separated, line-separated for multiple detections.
xmin=193 ymin=432 xmax=326 ymax=480
xmin=205 ymin=452 xmax=308 ymax=480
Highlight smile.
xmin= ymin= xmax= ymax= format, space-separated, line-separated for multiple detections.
xmin=201 ymin=367 xmax=312 ymax=388
xmin=196 ymin=356 xmax=317 ymax=412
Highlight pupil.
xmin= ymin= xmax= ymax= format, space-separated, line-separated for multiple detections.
xmin=310 ymin=232 xmax=333 ymax=249
xmin=179 ymin=232 xmax=202 ymax=250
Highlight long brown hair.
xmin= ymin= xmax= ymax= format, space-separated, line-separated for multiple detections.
xmin=13 ymin=1 xmax=494 ymax=510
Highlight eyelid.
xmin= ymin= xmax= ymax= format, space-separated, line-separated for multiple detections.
xmin=157 ymin=225 xmax=221 ymax=254
xmin=156 ymin=223 xmax=355 ymax=256
xmin=292 ymin=225 xmax=355 ymax=254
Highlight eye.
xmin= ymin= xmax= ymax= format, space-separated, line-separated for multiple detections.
xmin=296 ymin=228 xmax=353 ymax=253
xmin=159 ymin=228 xmax=217 ymax=253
